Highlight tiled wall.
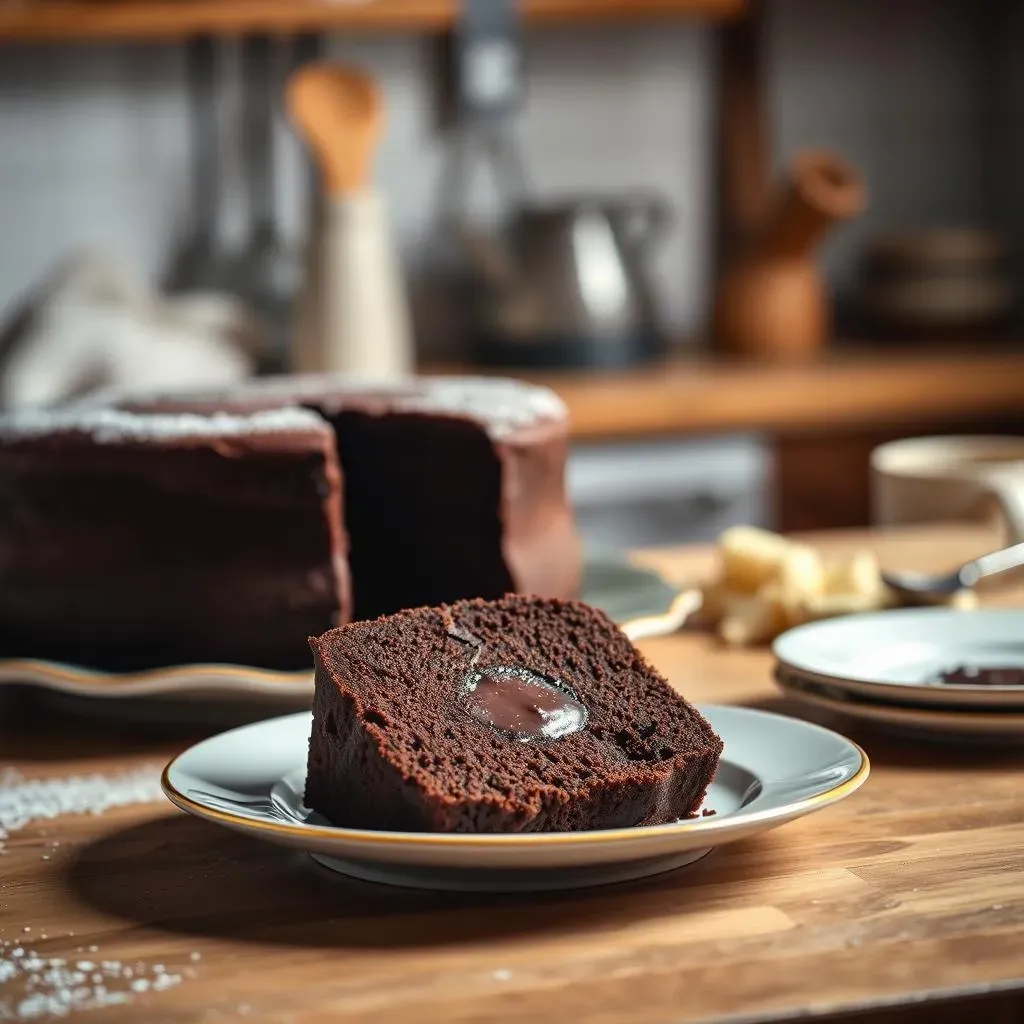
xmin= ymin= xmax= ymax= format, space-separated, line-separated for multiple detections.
xmin=0 ymin=0 xmax=1004 ymax=356
xmin=770 ymin=0 xmax=995 ymax=295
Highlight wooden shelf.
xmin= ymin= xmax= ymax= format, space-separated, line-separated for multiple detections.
xmin=0 ymin=0 xmax=744 ymax=43
xmin=429 ymin=344 xmax=1024 ymax=441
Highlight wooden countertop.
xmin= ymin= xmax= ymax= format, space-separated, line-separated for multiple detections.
xmin=438 ymin=344 xmax=1024 ymax=441
xmin=2 ymin=523 xmax=1022 ymax=1023
xmin=0 ymin=0 xmax=743 ymax=43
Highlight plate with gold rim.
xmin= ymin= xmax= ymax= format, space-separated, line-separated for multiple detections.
xmin=0 ymin=558 xmax=698 ymax=718
xmin=161 ymin=705 xmax=868 ymax=891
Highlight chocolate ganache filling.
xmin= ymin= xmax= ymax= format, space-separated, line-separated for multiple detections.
xmin=459 ymin=665 xmax=589 ymax=741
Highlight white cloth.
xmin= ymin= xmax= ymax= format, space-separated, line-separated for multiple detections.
xmin=0 ymin=251 xmax=259 ymax=411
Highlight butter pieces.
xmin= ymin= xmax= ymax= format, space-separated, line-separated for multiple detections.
xmin=699 ymin=525 xmax=976 ymax=647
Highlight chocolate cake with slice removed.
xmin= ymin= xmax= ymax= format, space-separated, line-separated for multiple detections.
xmin=0 ymin=375 xmax=579 ymax=671
xmin=117 ymin=374 xmax=581 ymax=622
xmin=305 ymin=595 xmax=723 ymax=833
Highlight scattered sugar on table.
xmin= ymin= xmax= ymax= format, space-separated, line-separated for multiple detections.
xmin=0 ymin=941 xmax=185 ymax=1020
xmin=0 ymin=765 xmax=164 ymax=853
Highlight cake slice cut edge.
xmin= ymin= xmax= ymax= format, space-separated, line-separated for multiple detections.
xmin=305 ymin=595 xmax=723 ymax=834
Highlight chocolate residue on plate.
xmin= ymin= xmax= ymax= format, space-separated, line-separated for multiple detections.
xmin=925 ymin=665 xmax=1024 ymax=687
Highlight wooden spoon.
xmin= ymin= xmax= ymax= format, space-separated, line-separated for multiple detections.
xmin=286 ymin=63 xmax=383 ymax=197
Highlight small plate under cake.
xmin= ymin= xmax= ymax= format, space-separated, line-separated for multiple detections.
xmin=161 ymin=706 xmax=868 ymax=892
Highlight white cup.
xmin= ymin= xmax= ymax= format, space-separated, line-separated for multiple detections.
xmin=871 ymin=435 xmax=1024 ymax=544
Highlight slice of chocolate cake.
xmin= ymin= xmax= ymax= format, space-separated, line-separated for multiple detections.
xmin=305 ymin=596 xmax=723 ymax=833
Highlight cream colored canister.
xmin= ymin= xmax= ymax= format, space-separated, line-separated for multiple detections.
xmin=288 ymin=63 xmax=413 ymax=377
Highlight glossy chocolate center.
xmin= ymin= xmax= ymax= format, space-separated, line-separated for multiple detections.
xmin=459 ymin=665 xmax=588 ymax=741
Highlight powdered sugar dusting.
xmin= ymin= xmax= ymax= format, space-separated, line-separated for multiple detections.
xmin=234 ymin=373 xmax=568 ymax=438
xmin=0 ymin=406 xmax=326 ymax=445
xmin=0 ymin=768 xmax=183 ymax=1015
xmin=401 ymin=377 xmax=568 ymax=439
xmin=0 ymin=766 xmax=164 ymax=853
xmin=71 ymin=374 xmax=568 ymax=440
xmin=0 ymin=939 xmax=185 ymax=1020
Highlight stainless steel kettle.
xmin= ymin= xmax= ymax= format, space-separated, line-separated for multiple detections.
xmin=459 ymin=196 xmax=670 ymax=368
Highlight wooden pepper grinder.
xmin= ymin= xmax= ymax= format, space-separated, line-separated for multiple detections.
xmin=714 ymin=150 xmax=867 ymax=361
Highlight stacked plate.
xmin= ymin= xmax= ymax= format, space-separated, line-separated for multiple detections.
xmin=772 ymin=608 xmax=1024 ymax=743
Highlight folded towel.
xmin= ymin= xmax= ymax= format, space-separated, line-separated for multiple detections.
xmin=0 ymin=250 xmax=262 ymax=411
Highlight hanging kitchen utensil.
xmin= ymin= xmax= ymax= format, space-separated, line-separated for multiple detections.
xmin=439 ymin=1 xmax=669 ymax=369
xmin=230 ymin=35 xmax=298 ymax=369
xmin=414 ymin=1 xmax=527 ymax=362
xmin=287 ymin=62 xmax=414 ymax=376
xmin=437 ymin=0 xmax=528 ymax=227
xmin=164 ymin=36 xmax=227 ymax=293
xmin=292 ymin=33 xmax=326 ymax=217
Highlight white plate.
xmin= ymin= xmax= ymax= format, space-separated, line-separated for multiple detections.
xmin=775 ymin=669 xmax=1024 ymax=743
xmin=773 ymin=609 xmax=1024 ymax=710
xmin=0 ymin=558 xmax=698 ymax=717
xmin=161 ymin=706 xmax=868 ymax=892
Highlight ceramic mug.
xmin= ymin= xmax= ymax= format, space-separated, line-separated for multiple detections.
xmin=871 ymin=436 xmax=1024 ymax=544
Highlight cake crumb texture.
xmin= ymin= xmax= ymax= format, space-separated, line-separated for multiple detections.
xmin=306 ymin=595 xmax=723 ymax=833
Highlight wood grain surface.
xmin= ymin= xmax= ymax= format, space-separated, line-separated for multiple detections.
xmin=2 ymin=524 xmax=1023 ymax=1024
xmin=478 ymin=345 xmax=1024 ymax=441
xmin=0 ymin=0 xmax=744 ymax=44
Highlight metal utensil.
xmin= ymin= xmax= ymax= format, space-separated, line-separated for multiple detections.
xmin=293 ymin=33 xmax=326 ymax=206
xmin=438 ymin=0 xmax=527 ymax=223
xmin=883 ymin=541 xmax=1024 ymax=599
xmin=460 ymin=196 xmax=670 ymax=368
xmin=232 ymin=35 xmax=297 ymax=366
xmin=164 ymin=37 xmax=225 ymax=292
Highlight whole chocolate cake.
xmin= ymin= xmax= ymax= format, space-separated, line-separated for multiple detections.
xmin=305 ymin=595 xmax=723 ymax=833
xmin=0 ymin=376 xmax=581 ymax=670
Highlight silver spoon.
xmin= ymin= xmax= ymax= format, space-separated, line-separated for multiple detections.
xmin=882 ymin=541 xmax=1024 ymax=599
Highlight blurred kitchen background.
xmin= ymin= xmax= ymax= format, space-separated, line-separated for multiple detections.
xmin=1 ymin=0 xmax=1022 ymax=551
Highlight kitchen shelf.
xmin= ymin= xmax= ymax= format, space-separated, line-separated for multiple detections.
xmin=429 ymin=344 xmax=1024 ymax=440
xmin=0 ymin=0 xmax=744 ymax=43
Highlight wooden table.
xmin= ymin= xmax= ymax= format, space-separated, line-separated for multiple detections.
xmin=2 ymin=524 xmax=1023 ymax=1024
